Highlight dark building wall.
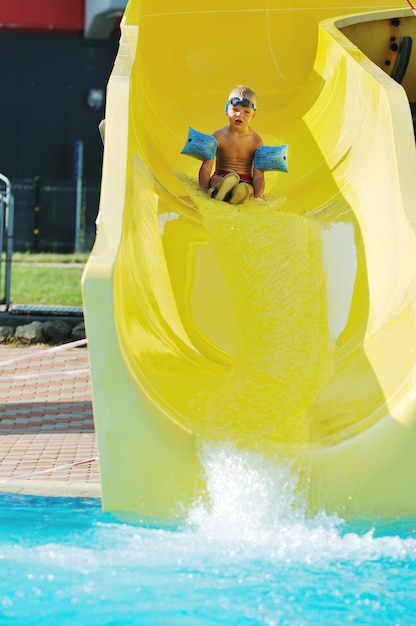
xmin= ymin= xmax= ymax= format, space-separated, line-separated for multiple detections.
xmin=0 ymin=31 xmax=118 ymax=183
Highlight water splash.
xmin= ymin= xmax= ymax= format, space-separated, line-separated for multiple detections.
xmin=188 ymin=443 xmax=307 ymax=540
xmin=186 ymin=443 xmax=416 ymax=565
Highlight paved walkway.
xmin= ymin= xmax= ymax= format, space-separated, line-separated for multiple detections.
xmin=0 ymin=341 xmax=101 ymax=498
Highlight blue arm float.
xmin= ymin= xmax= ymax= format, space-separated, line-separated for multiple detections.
xmin=181 ymin=127 xmax=218 ymax=161
xmin=254 ymin=145 xmax=288 ymax=172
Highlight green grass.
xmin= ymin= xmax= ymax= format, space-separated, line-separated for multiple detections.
xmin=6 ymin=254 xmax=87 ymax=307
xmin=9 ymin=252 xmax=89 ymax=264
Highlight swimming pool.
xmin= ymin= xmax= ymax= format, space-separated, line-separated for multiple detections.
xmin=1 ymin=447 xmax=415 ymax=625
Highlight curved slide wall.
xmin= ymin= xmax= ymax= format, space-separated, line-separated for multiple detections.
xmin=82 ymin=0 xmax=416 ymax=520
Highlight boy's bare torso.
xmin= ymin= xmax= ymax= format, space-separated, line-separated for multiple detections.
xmin=213 ymin=126 xmax=263 ymax=177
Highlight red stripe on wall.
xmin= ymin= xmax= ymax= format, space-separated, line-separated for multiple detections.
xmin=0 ymin=0 xmax=85 ymax=31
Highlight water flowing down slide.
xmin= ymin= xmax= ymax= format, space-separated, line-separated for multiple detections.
xmin=82 ymin=0 xmax=416 ymax=521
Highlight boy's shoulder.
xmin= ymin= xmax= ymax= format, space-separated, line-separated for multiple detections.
xmin=212 ymin=126 xmax=228 ymax=138
xmin=251 ymin=127 xmax=263 ymax=141
xmin=249 ymin=128 xmax=264 ymax=149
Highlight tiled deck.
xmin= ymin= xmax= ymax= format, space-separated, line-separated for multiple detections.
xmin=0 ymin=342 xmax=101 ymax=498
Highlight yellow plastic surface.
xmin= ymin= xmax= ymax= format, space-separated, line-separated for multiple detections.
xmin=82 ymin=0 xmax=416 ymax=521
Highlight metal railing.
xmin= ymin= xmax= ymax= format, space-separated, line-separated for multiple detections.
xmin=0 ymin=173 xmax=14 ymax=310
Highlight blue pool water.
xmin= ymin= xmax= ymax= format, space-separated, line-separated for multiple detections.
xmin=1 ymin=448 xmax=415 ymax=625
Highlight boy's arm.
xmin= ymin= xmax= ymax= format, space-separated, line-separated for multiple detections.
xmin=252 ymin=168 xmax=265 ymax=198
xmin=199 ymin=159 xmax=214 ymax=191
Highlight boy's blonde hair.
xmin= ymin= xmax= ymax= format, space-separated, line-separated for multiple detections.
xmin=228 ymin=85 xmax=257 ymax=106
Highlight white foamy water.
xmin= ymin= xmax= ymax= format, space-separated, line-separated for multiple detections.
xmin=186 ymin=444 xmax=416 ymax=565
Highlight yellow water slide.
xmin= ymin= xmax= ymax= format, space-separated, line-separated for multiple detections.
xmin=82 ymin=0 xmax=416 ymax=521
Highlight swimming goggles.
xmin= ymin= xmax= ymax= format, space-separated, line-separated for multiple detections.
xmin=226 ymin=96 xmax=257 ymax=111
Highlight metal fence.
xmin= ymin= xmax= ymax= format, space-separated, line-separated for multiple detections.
xmin=11 ymin=178 xmax=100 ymax=253
xmin=0 ymin=173 xmax=13 ymax=307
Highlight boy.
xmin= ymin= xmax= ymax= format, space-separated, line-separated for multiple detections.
xmin=199 ymin=86 xmax=264 ymax=204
